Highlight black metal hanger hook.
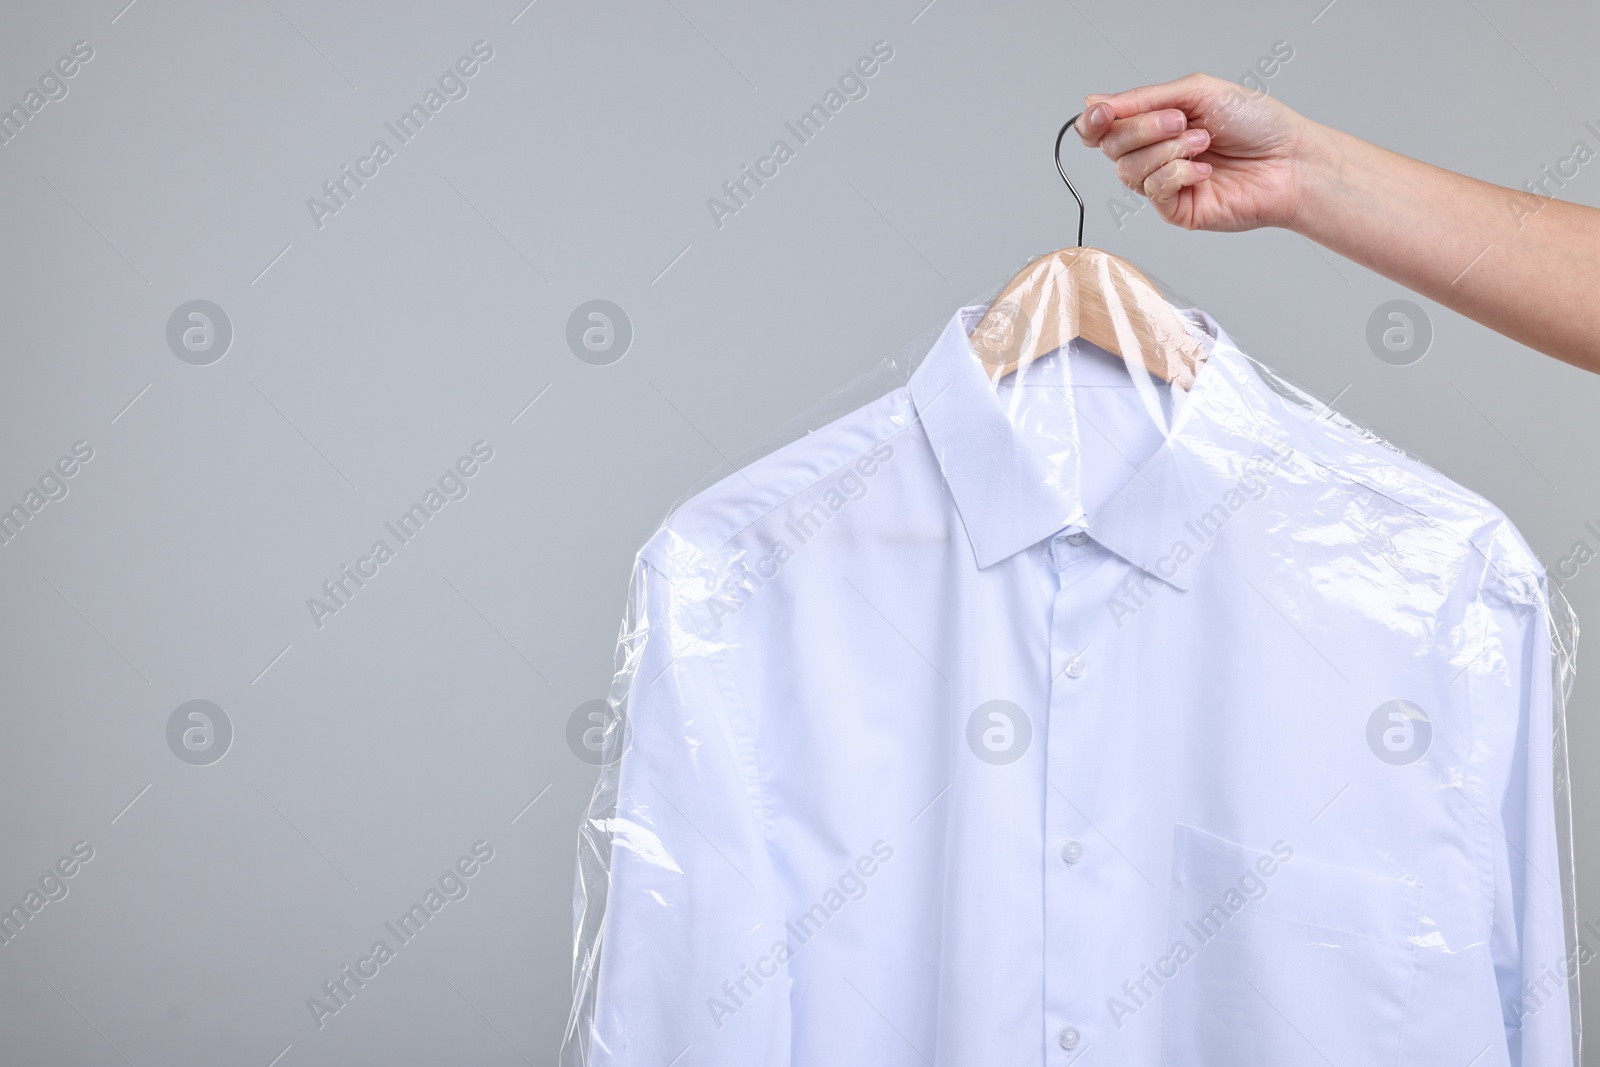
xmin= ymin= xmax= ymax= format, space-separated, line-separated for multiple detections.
xmin=1055 ymin=112 xmax=1087 ymax=248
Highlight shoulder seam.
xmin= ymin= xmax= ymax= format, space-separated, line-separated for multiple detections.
xmin=649 ymin=388 xmax=918 ymax=568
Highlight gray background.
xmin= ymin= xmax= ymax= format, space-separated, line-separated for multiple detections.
xmin=0 ymin=0 xmax=1597 ymax=1063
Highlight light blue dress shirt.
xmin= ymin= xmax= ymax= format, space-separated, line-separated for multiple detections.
xmin=568 ymin=304 xmax=1573 ymax=1067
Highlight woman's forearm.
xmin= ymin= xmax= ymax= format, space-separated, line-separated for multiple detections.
xmin=1286 ymin=119 xmax=1600 ymax=373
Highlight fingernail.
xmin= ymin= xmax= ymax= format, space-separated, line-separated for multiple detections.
xmin=1160 ymin=111 xmax=1185 ymax=133
xmin=1091 ymin=103 xmax=1111 ymax=126
xmin=1185 ymin=128 xmax=1209 ymax=146
xmin=1194 ymin=161 xmax=1213 ymax=175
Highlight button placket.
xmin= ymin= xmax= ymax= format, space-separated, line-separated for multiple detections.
xmin=1044 ymin=549 xmax=1133 ymax=1062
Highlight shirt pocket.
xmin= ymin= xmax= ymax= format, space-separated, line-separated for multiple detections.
xmin=1160 ymin=824 xmax=1422 ymax=1067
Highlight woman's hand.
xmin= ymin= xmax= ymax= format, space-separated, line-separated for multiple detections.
xmin=1076 ymin=71 xmax=1318 ymax=233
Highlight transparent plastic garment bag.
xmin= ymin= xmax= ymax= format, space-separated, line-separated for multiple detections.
xmin=561 ymin=260 xmax=1579 ymax=1067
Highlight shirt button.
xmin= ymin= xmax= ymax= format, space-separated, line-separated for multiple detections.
xmin=1059 ymin=1026 xmax=1081 ymax=1050
xmin=1064 ymin=656 xmax=1086 ymax=679
xmin=1061 ymin=840 xmax=1083 ymax=864
xmin=1065 ymin=531 xmax=1089 ymax=546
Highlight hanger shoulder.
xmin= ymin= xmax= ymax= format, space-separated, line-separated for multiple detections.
xmin=966 ymin=247 xmax=1079 ymax=377
xmin=968 ymin=247 xmax=1205 ymax=386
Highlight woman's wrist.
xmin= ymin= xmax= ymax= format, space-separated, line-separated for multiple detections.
xmin=1281 ymin=117 xmax=1353 ymax=241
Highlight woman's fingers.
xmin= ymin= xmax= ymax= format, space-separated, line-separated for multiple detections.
xmin=1144 ymin=156 xmax=1213 ymax=213
xmin=1096 ymin=108 xmax=1196 ymax=160
xmin=1077 ymin=73 xmax=1224 ymax=147
xmin=1084 ymin=73 xmax=1218 ymax=124
xmin=1114 ymin=126 xmax=1211 ymax=193
xmin=1076 ymin=100 xmax=1116 ymax=144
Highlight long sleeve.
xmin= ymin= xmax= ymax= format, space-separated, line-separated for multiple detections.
xmin=1480 ymin=568 xmax=1578 ymax=1067
xmin=566 ymin=553 xmax=791 ymax=1067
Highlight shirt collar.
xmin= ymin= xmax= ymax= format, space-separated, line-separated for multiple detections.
xmin=908 ymin=303 xmax=1291 ymax=589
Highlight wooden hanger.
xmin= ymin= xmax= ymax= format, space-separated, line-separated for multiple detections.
xmin=968 ymin=114 xmax=1207 ymax=388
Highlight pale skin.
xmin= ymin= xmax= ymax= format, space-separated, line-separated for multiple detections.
xmin=1076 ymin=72 xmax=1600 ymax=374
